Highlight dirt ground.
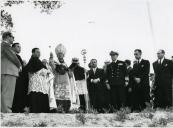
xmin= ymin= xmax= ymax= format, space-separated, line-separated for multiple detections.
xmin=1 ymin=108 xmax=173 ymax=127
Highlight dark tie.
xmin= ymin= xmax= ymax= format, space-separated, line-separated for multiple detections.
xmin=137 ymin=60 xmax=139 ymax=65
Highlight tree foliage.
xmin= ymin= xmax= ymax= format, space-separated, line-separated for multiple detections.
xmin=1 ymin=0 xmax=63 ymax=32
xmin=1 ymin=10 xmax=13 ymax=29
xmin=3 ymin=0 xmax=63 ymax=14
xmin=3 ymin=1 xmax=24 ymax=7
xmin=33 ymin=1 xmax=62 ymax=14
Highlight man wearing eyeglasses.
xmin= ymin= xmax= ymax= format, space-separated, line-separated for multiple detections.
xmin=153 ymin=50 xmax=173 ymax=108
xmin=131 ymin=49 xmax=150 ymax=112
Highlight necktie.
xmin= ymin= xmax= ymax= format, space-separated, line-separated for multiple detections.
xmin=137 ymin=60 xmax=139 ymax=65
xmin=160 ymin=59 xmax=162 ymax=64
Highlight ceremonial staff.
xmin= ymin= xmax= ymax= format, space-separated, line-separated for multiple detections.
xmin=49 ymin=45 xmax=53 ymax=59
xmin=81 ymin=49 xmax=90 ymax=110
xmin=48 ymin=45 xmax=56 ymax=70
xmin=81 ymin=49 xmax=87 ymax=68
xmin=49 ymin=45 xmax=51 ymax=51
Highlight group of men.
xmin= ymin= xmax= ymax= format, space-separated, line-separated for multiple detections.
xmin=1 ymin=31 xmax=173 ymax=113
xmin=1 ymin=32 xmax=29 ymax=113
xmin=86 ymin=49 xmax=173 ymax=112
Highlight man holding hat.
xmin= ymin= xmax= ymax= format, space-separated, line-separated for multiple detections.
xmin=105 ymin=51 xmax=127 ymax=110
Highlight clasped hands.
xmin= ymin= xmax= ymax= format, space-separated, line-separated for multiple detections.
xmin=91 ymin=78 xmax=100 ymax=84
xmin=134 ymin=77 xmax=141 ymax=84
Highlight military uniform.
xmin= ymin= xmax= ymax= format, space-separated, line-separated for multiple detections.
xmin=106 ymin=58 xmax=127 ymax=110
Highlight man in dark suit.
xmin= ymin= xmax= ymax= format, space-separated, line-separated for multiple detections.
xmin=1 ymin=32 xmax=21 ymax=113
xmin=124 ymin=59 xmax=133 ymax=108
xmin=131 ymin=49 xmax=150 ymax=111
xmin=87 ymin=59 xmax=106 ymax=112
xmin=11 ymin=43 xmax=28 ymax=112
xmin=105 ymin=51 xmax=127 ymax=110
xmin=153 ymin=50 xmax=173 ymax=108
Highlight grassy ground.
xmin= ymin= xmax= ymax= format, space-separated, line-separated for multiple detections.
xmin=1 ymin=108 xmax=173 ymax=127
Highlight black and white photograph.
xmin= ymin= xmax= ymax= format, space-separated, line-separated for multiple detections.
xmin=1 ymin=0 xmax=173 ymax=127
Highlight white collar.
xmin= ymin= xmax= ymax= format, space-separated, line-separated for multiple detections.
xmin=127 ymin=66 xmax=131 ymax=69
xmin=136 ymin=58 xmax=142 ymax=63
xmin=158 ymin=57 xmax=164 ymax=64
xmin=93 ymin=67 xmax=97 ymax=71
xmin=112 ymin=60 xmax=118 ymax=63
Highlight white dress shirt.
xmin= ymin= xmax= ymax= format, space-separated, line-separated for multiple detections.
xmin=158 ymin=57 xmax=164 ymax=64
xmin=136 ymin=58 xmax=142 ymax=64
xmin=93 ymin=68 xmax=97 ymax=74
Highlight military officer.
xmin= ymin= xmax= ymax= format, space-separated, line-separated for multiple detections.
xmin=105 ymin=51 xmax=127 ymax=110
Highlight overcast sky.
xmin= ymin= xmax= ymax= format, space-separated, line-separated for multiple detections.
xmin=2 ymin=0 xmax=173 ymax=72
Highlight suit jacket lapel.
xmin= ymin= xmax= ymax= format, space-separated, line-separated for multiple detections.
xmin=90 ymin=69 xmax=94 ymax=76
xmin=161 ymin=59 xmax=166 ymax=66
xmin=161 ymin=59 xmax=167 ymax=70
xmin=155 ymin=60 xmax=162 ymax=72
xmin=139 ymin=59 xmax=143 ymax=65
xmin=95 ymin=68 xmax=98 ymax=76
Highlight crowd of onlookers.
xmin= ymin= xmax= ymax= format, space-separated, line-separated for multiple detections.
xmin=1 ymin=31 xmax=173 ymax=113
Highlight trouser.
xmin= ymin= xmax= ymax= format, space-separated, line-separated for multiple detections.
xmin=1 ymin=74 xmax=17 ymax=113
xmin=110 ymin=84 xmax=126 ymax=110
xmin=29 ymin=92 xmax=49 ymax=113
xmin=12 ymin=76 xmax=26 ymax=113
xmin=132 ymin=85 xmax=147 ymax=111
xmin=56 ymin=100 xmax=71 ymax=113
xmin=154 ymin=84 xmax=172 ymax=108
xmin=89 ymin=86 xmax=102 ymax=111
xmin=79 ymin=94 xmax=86 ymax=111
xmin=125 ymin=86 xmax=132 ymax=108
